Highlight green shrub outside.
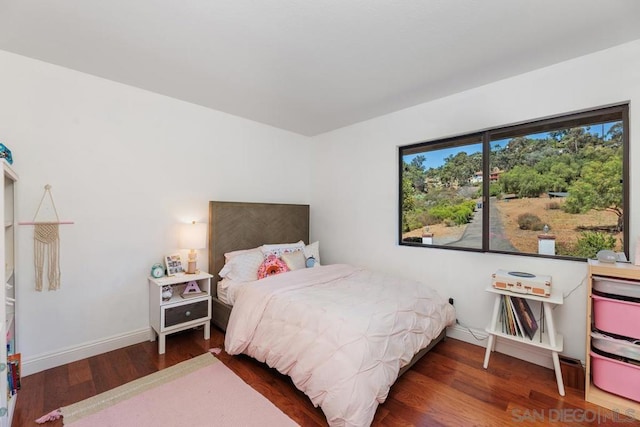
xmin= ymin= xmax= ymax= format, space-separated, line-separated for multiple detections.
xmin=574 ymin=231 xmax=617 ymax=259
xmin=429 ymin=200 xmax=477 ymax=226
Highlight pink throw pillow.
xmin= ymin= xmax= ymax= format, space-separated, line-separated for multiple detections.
xmin=257 ymin=254 xmax=290 ymax=279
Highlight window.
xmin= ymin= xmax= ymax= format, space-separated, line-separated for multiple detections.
xmin=399 ymin=104 xmax=629 ymax=260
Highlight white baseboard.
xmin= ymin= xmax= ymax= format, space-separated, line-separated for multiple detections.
xmin=446 ymin=324 xmax=555 ymax=369
xmin=446 ymin=323 xmax=489 ymax=343
xmin=22 ymin=327 xmax=151 ymax=376
xmin=21 ymin=324 xmax=567 ymax=377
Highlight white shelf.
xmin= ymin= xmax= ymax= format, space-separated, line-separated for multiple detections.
xmin=484 ymin=285 xmax=564 ymax=351
xmin=1 ymin=162 xmax=18 ymax=423
xmin=6 ymin=394 xmax=16 ymax=427
xmin=485 ymin=284 xmax=564 ymax=305
xmin=486 ymin=325 xmax=563 ymax=352
xmin=161 ymin=291 xmax=209 ymax=307
xmin=483 ymin=282 xmax=565 ymax=396
xmin=149 ymin=271 xmax=212 ymax=287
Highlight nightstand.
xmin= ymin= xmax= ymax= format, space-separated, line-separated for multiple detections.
xmin=148 ymin=271 xmax=213 ymax=354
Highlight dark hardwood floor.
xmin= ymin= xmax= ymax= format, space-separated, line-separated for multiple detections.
xmin=13 ymin=326 xmax=638 ymax=426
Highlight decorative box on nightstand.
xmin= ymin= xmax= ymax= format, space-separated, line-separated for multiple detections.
xmin=148 ymin=271 xmax=213 ymax=354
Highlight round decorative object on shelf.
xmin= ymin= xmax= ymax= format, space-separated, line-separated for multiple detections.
xmin=596 ymin=250 xmax=617 ymax=263
xmin=151 ymin=263 xmax=165 ymax=278
xmin=161 ymin=285 xmax=173 ymax=301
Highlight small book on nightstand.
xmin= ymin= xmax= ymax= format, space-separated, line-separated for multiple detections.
xmin=180 ymin=291 xmax=205 ymax=299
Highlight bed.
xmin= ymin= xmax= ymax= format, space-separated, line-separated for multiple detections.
xmin=208 ymin=201 xmax=455 ymax=427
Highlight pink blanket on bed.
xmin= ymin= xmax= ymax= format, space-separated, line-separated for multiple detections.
xmin=224 ymin=264 xmax=456 ymax=427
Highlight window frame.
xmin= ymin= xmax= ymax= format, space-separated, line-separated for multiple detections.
xmin=398 ymin=103 xmax=630 ymax=261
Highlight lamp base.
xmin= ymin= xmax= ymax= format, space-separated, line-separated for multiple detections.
xmin=186 ymin=260 xmax=198 ymax=274
xmin=186 ymin=249 xmax=198 ymax=274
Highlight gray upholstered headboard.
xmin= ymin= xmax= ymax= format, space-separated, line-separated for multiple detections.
xmin=208 ymin=201 xmax=310 ymax=296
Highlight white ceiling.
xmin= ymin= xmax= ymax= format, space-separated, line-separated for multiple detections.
xmin=1 ymin=1 xmax=640 ymax=136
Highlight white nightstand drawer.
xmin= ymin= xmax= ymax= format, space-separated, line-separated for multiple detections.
xmin=163 ymin=299 xmax=209 ymax=328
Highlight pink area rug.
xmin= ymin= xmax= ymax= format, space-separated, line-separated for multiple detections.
xmin=37 ymin=353 xmax=298 ymax=426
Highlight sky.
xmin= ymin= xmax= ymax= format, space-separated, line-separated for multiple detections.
xmin=405 ymin=144 xmax=482 ymax=171
xmin=402 ymin=122 xmax=617 ymax=171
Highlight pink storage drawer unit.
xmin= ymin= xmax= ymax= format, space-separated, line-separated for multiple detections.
xmin=590 ymin=351 xmax=640 ymax=403
xmin=591 ymin=294 xmax=640 ymax=340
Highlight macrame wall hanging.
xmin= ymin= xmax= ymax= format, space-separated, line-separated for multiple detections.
xmin=19 ymin=185 xmax=74 ymax=291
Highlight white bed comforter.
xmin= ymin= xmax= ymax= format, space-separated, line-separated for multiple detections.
xmin=224 ymin=264 xmax=456 ymax=427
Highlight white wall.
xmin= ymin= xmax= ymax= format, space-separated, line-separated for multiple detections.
xmin=0 ymin=50 xmax=311 ymax=374
xmin=310 ymin=39 xmax=640 ymax=367
xmin=3 ymin=38 xmax=639 ymax=375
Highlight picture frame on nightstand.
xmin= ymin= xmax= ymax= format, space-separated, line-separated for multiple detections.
xmin=164 ymin=253 xmax=184 ymax=276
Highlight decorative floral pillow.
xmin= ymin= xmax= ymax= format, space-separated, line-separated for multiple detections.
xmin=257 ymin=254 xmax=290 ymax=279
xmin=261 ymin=241 xmax=305 ymax=259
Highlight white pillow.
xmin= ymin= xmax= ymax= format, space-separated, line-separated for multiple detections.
xmin=218 ymin=248 xmax=264 ymax=282
xmin=304 ymin=241 xmax=321 ymax=267
xmin=261 ymin=241 xmax=305 ymax=258
xmin=281 ymin=250 xmax=306 ymax=270
xmin=224 ymin=246 xmax=261 ymax=262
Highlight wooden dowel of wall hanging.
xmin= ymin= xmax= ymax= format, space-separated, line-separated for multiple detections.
xmin=18 ymin=221 xmax=75 ymax=225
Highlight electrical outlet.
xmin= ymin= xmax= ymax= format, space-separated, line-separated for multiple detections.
xmin=449 ymin=298 xmax=458 ymax=324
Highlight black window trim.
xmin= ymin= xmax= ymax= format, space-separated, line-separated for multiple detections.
xmin=398 ymin=103 xmax=630 ymax=261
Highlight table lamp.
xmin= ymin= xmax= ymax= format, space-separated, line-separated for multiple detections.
xmin=179 ymin=221 xmax=207 ymax=274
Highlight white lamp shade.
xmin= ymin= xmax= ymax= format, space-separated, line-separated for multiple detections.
xmin=179 ymin=222 xmax=207 ymax=249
